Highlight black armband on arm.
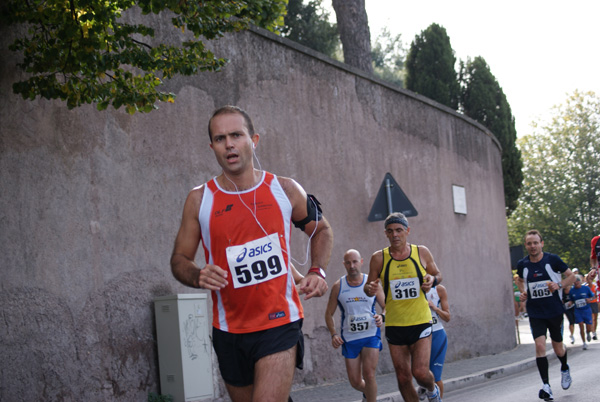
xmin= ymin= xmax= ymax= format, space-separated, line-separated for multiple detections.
xmin=293 ymin=194 xmax=323 ymax=231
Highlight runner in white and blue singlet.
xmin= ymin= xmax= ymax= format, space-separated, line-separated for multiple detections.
xmin=418 ymin=285 xmax=450 ymax=400
xmin=325 ymin=249 xmax=385 ymax=402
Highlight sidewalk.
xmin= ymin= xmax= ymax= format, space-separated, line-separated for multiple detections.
xmin=289 ymin=317 xmax=585 ymax=402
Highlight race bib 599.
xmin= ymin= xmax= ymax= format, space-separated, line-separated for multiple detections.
xmin=226 ymin=234 xmax=287 ymax=289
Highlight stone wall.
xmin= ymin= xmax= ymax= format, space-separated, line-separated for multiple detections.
xmin=0 ymin=16 xmax=515 ymax=401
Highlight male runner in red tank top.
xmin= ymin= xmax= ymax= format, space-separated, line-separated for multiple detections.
xmin=171 ymin=106 xmax=333 ymax=402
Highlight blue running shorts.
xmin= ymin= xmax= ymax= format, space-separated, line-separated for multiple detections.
xmin=574 ymin=308 xmax=593 ymax=325
xmin=342 ymin=335 xmax=382 ymax=359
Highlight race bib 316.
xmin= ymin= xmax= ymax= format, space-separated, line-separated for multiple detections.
xmin=390 ymin=277 xmax=420 ymax=300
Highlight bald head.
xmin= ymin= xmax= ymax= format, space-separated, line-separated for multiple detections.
xmin=344 ymin=249 xmax=361 ymax=260
xmin=343 ymin=249 xmax=363 ymax=278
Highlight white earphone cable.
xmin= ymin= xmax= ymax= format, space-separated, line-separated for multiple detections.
xmin=222 ymin=147 xmax=317 ymax=267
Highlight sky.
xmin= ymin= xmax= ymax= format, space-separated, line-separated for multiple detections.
xmin=326 ymin=1 xmax=600 ymax=137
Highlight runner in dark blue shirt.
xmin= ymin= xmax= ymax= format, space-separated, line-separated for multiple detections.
xmin=516 ymin=230 xmax=576 ymax=401
xmin=517 ymin=252 xmax=568 ymax=318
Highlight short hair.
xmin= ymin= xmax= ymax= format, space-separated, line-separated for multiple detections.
xmin=208 ymin=105 xmax=255 ymax=141
xmin=384 ymin=212 xmax=409 ymax=229
xmin=524 ymin=229 xmax=543 ymax=243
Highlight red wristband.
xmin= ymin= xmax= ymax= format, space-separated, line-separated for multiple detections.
xmin=308 ymin=266 xmax=326 ymax=279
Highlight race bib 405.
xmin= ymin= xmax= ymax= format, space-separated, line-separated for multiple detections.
xmin=529 ymin=281 xmax=552 ymax=299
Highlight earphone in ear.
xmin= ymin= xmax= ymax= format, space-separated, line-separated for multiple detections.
xmin=252 ymin=143 xmax=256 ymax=149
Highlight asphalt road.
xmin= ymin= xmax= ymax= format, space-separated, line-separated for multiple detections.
xmin=442 ymin=342 xmax=599 ymax=402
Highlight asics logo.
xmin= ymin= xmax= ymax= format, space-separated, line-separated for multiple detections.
xmin=236 ymin=248 xmax=248 ymax=262
xmin=236 ymin=242 xmax=273 ymax=262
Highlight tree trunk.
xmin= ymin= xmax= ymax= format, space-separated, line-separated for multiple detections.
xmin=331 ymin=0 xmax=373 ymax=73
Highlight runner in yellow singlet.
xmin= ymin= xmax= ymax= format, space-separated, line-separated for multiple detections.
xmin=365 ymin=212 xmax=443 ymax=402
xmin=380 ymin=244 xmax=432 ymax=326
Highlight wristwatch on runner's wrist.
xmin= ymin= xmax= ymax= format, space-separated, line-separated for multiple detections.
xmin=308 ymin=266 xmax=326 ymax=279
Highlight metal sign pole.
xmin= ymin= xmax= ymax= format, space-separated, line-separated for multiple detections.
xmin=385 ymin=178 xmax=393 ymax=215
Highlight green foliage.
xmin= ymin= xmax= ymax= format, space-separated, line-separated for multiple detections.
xmin=148 ymin=391 xmax=173 ymax=402
xmin=371 ymin=28 xmax=405 ymax=87
xmin=460 ymin=56 xmax=523 ymax=216
xmin=281 ymin=0 xmax=340 ymax=58
xmin=2 ymin=0 xmax=288 ymax=114
xmin=507 ymin=91 xmax=600 ymax=268
xmin=405 ymin=23 xmax=460 ymax=109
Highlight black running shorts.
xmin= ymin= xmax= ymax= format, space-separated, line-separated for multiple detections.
xmin=385 ymin=322 xmax=432 ymax=346
xmin=529 ymin=314 xmax=563 ymax=342
xmin=564 ymin=307 xmax=575 ymax=326
xmin=212 ymin=319 xmax=304 ymax=387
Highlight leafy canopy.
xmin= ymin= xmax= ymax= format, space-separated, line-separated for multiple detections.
xmin=507 ymin=91 xmax=600 ymax=269
xmin=2 ymin=0 xmax=288 ymax=114
xmin=281 ymin=0 xmax=405 ymax=84
xmin=281 ymin=0 xmax=339 ymax=58
xmin=405 ymin=23 xmax=459 ymax=109
xmin=460 ymin=56 xmax=523 ymax=216
xmin=371 ymin=28 xmax=404 ymax=87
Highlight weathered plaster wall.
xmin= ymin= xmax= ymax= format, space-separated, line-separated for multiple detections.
xmin=0 ymin=16 xmax=515 ymax=401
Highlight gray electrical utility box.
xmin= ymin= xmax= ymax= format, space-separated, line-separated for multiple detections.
xmin=154 ymin=294 xmax=214 ymax=402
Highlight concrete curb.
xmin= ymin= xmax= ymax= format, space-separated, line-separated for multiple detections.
xmin=442 ymin=355 xmax=544 ymax=394
xmin=348 ymin=345 xmax=582 ymax=402
xmin=349 ymin=355 xmax=542 ymax=401
xmin=443 ymin=344 xmax=582 ymax=394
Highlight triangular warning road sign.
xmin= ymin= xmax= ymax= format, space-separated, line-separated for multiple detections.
xmin=367 ymin=172 xmax=418 ymax=222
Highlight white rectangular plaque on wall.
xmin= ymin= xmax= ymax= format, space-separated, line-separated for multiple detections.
xmin=452 ymin=185 xmax=467 ymax=215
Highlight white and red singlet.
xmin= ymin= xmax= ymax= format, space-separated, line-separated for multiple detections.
xmin=199 ymin=171 xmax=304 ymax=333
